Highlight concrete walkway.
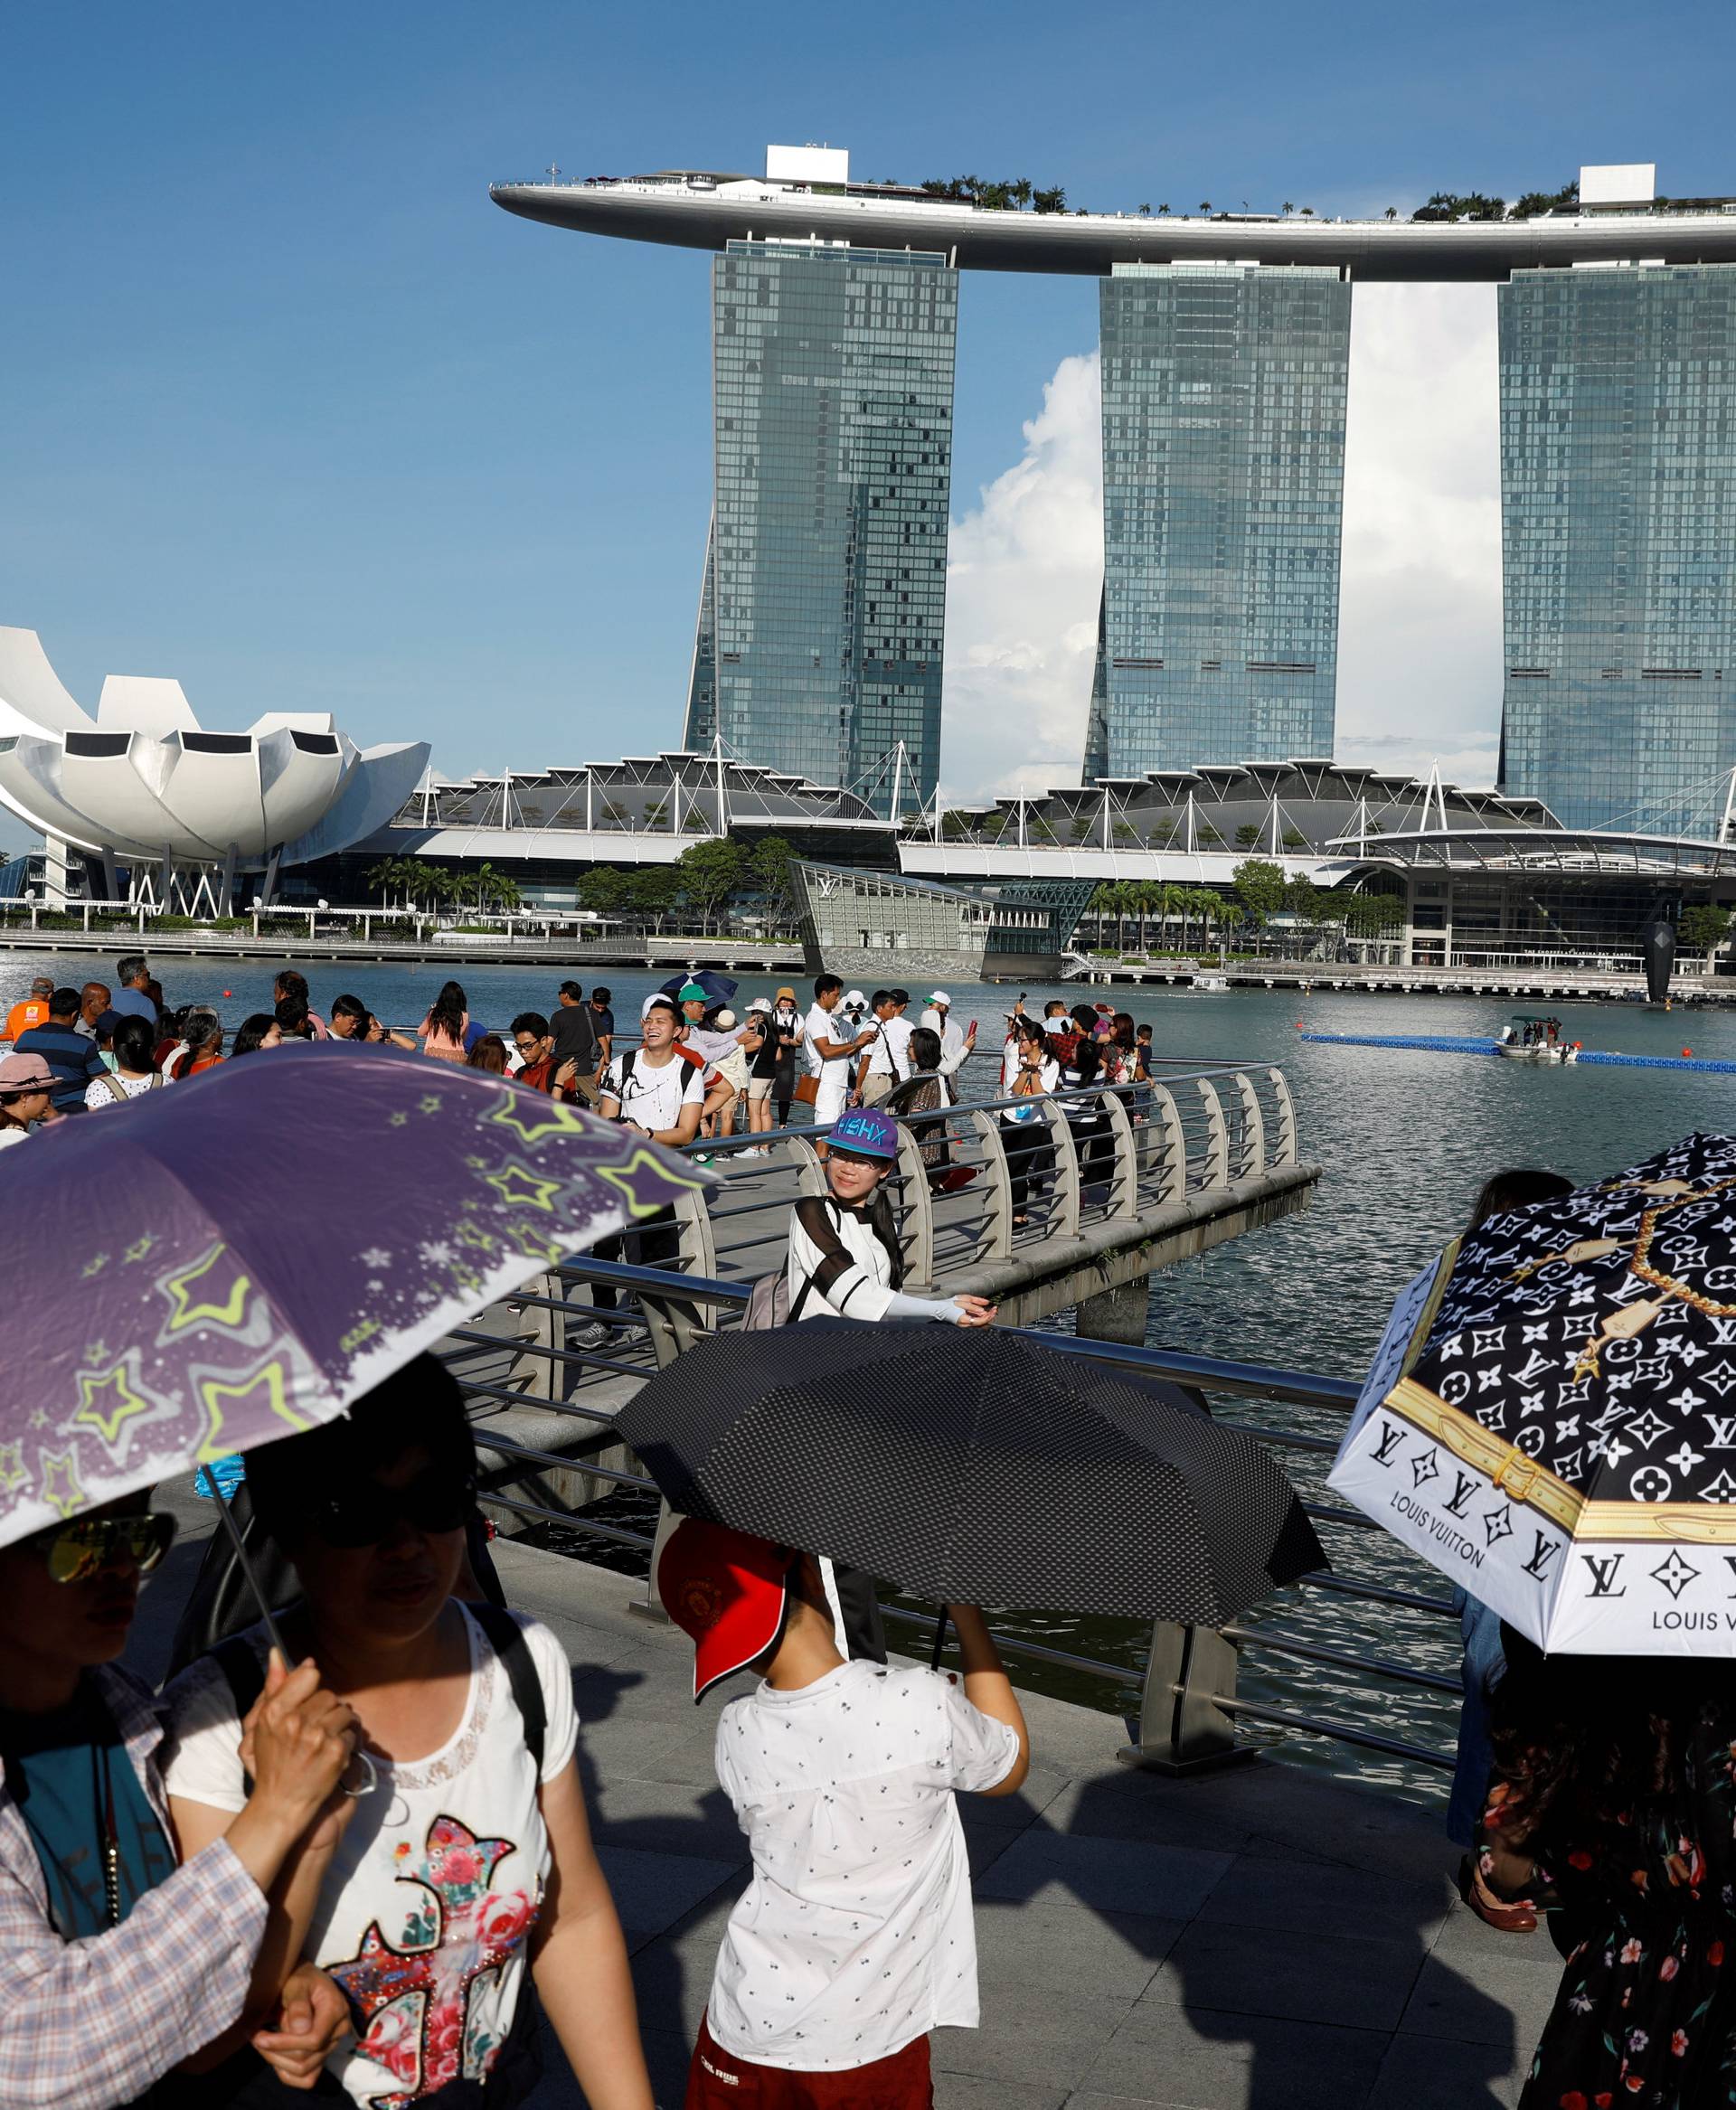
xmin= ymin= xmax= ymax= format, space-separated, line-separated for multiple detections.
xmin=133 ymin=1493 xmax=1552 ymax=2110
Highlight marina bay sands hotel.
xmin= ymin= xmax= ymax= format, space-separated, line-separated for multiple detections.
xmin=493 ymin=151 xmax=1736 ymax=835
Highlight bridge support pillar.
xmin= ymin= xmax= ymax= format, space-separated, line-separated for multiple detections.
xmin=1075 ymin=1277 xmax=1148 ymax=1346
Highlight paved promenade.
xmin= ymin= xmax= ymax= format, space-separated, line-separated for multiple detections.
xmin=133 ymin=1491 xmax=1552 ymax=2110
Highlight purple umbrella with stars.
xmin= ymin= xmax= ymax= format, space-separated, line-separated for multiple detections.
xmin=0 ymin=1041 xmax=712 ymax=1553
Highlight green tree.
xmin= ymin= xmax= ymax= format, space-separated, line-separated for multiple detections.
xmin=1679 ymin=904 xmax=1732 ymax=960
xmin=675 ymin=837 xmax=745 ymax=935
xmin=1280 ymin=827 xmax=1308 ymax=849
xmin=1231 ymin=858 xmax=1286 ymax=926
xmin=1234 ymin=822 xmax=1262 ymax=848
xmin=749 ymin=834 xmax=795 ymax=923
xmin=1032 ymin=185 xmax=1067 ymax=214
xmin=629 ymin=866 xmax=679 ymax=934
xmin=578 ymin=866 xmax=633 ymax=920
xmin=1282 ymin=875 xmax=1322 ymax=920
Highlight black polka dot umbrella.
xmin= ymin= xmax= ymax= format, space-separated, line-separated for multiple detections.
xmin=614 ymin=1322 xmax=1325 ymax=1621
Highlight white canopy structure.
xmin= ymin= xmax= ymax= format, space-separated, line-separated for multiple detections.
xmin=0 ymin=627 xmax=428 ymax=902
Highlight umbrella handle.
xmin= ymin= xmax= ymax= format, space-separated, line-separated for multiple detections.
xmin=211 ymin=1476 xmax=288 ymax=1662
xmin=929 ymin=1606 xmax=949 ymax=1672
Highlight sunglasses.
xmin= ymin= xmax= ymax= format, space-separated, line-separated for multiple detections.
xmin=310 ymin=1467 xmax=476 ymax=1550
xmin=35 ymin=1512 xmax=177 ymax=1585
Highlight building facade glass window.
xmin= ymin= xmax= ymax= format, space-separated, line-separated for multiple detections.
xmin=1089 ymin=262 xmax=1350 ymax=782
xmin=1497 ymin=263 xmax=1736 ymax=834
xmin=682 ymin=240 xmax=958 ymax=818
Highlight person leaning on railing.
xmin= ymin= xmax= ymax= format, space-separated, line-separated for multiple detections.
xmin=788 ymin=1107 xmax=995 ymax=1327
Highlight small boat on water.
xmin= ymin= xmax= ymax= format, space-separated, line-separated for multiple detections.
xmin=1495 ymin=1014 xmax=1580 ymax=1063
xmin=1191 ymin=974 xmax=1231 ymax=992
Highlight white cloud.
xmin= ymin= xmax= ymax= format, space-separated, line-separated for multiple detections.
xmin=940 ymin=283 xmax=1505 ymax=803
xmin=1336 ymin=282 xmax=1504 ymax=787
xmin=940 ymin=352 xmax=1103 ymax=803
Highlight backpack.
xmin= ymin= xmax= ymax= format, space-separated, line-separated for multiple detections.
xmin=206 ymin=1599 xmax=545 ymax=1775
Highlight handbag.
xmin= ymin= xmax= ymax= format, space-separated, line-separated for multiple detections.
xmin=793 ymin=1073 xmax=819 ymax=1106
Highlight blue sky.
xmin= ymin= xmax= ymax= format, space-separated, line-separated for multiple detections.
xmin=4 ymin=0 xmax=1731 ymax=834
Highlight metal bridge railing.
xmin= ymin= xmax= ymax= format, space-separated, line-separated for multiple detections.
xmin=611 ymin=1056 xmax=1302 ymax=1359
xmin=445 ymin=1242 xmax=1463 ymax=1785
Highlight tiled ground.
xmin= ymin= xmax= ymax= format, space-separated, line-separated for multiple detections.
xmin=133 ymin=1507 xmax=1552 ymax=2110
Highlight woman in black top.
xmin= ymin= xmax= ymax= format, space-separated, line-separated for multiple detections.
xmin=750 ymin=995 xmax=802 ymax=1133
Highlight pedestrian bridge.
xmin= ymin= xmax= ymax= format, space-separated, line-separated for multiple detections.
xmin=642 ymin=1057 xmax=1317 ymax=1348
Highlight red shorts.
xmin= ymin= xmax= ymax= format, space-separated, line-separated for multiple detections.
xmin=683 ymin=2013 xmax=933 ymax=2110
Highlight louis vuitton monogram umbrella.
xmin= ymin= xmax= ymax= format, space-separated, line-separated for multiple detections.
xmin=1331 ymin=1131 xmax=1736 ymax=1655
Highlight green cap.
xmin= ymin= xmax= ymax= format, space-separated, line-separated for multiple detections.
xmin=679 ymin=980 xmax=707 ymax=1003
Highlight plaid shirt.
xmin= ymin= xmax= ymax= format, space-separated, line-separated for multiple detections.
xmin=0 ymin=1663 xmax=266 ymax=2108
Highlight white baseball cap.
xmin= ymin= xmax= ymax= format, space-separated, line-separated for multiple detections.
xmin=641 ymin=992 xmax=680 ymax=1021
xmin=929 ymin=990 xmax=951 ymax=1006
xmin=844 ymin=989 xmax=867 ymax=1007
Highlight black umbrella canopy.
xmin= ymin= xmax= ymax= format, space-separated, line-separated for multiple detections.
xmin=659 ymin=969 xmax=739 ymax=1007
xmin=615 ymin=1323 xmax=1325 ymax=1622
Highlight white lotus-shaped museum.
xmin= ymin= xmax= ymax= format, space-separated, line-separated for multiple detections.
xmin=0 ymin=626 xmax=429 ymax=882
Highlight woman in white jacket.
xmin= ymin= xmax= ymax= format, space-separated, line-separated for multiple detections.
xmin=785 ymin=1107 xmax=996 ymax=1327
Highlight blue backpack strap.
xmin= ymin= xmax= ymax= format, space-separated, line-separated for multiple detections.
xmin=470 ymin=1603 xmax=546 ymax=1776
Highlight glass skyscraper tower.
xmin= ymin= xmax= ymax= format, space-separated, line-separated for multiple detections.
xmin=683 ymin=240 xmax=958 ymax=815
xmin=1497 ymin=264 xmax=1736 ymax=834
xmin=1087 ymin=262 xmax=1350 ymax=781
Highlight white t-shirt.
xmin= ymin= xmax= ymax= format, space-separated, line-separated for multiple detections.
xmin=85 ymin=1071 xmax=156 ymax=1109
xmin=707 ymin=1660 xmax=1019 ymax=2071
xmin=1000 ymin=1054 xmax=1059 ymax=1124
xmin=803 ymin=1003 xmax=854 ymax=1080
xmin=864 ymin=1014 xmax=915 ymax=1082
xmin=600 ymin=1046 xmax=705 ymax=1135
xmin=162 ymin=1607 xmax=579 ymax=2105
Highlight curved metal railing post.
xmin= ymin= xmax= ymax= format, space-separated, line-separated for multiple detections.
xmin=507 ymin=1272 xmax=563 ymax=1401
xmin=892 ymin=1117 xmax=937 ymax=1287
xmin=641 ymin=1184 xmax=718 ymax=1368
xmin=785 ymin=1130 xmax=827 ymax=1197
xmin=1268 ymin=1067 xmax=1298 ymax=1166
xmin=1232 ymin=1072 xmax=1267 ymax=1177
xmin=1195 ymin=1076 xmax=1230 ymax=1188
xmin=962 ymin=1108 xmax=1014 ymax=1261
xmin=1099 ymin=1086 xmax=1139 ymax=1221
xmin=1146 ymin=1083 xmax=1186 ymax=1204
xmin=1042 ymin=1096 xmax=1081 ymax=1241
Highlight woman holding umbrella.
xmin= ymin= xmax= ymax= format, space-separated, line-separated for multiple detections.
xmin=0 ymin=1491 xmax=358 ymax=2109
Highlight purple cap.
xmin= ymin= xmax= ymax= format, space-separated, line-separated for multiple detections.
xmin=827 ymin=1107 xmax=899 ymax=1162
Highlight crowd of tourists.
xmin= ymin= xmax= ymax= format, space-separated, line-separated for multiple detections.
xmin=11 ymin=950 xmax=1709 ymax=2106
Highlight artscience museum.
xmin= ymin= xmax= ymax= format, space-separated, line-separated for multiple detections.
xmin=0 ymin=626 xmax=429 ymax=909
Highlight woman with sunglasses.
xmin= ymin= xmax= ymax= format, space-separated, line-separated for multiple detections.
xmin=162 ymin=1358 xmax=654 ymax=2109
xmin=0 ymin=1492 xmax=358 ymax=2109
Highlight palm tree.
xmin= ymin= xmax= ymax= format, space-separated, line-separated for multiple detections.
xmin=1281 ymin=201 xmax=1295 ymax=215
xmin=1012 ymin=177 xmax=1033 ymax=210
xmin=1384 ymin=205 xmax=1398 ymax=221
xmin=1137 ymin=202 xmax=1151 ymax=217
xmin=1157 ymin=203 xmax=1169 ymax=214
xmin=1199 ymin=201 xmax=1212 ymax=214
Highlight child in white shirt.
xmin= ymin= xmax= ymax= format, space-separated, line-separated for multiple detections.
xmin=656 ymin=1520 xmax=1029 ymax=2109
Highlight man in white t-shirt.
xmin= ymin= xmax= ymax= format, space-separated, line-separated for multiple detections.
xmin=579 ymin=993 xmax=706 ymax=1345
xmin=857 ymin=989 xmax=911 ymax=1107
xmin=658 ymin=1520 xmax=1028 ymax=2107
xmin=803 ymin=975 xmax=876 ymax=1128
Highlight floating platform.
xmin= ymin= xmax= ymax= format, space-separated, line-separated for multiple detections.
xmin=1299 ymin=1031 xmax=1736 ymax=1075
